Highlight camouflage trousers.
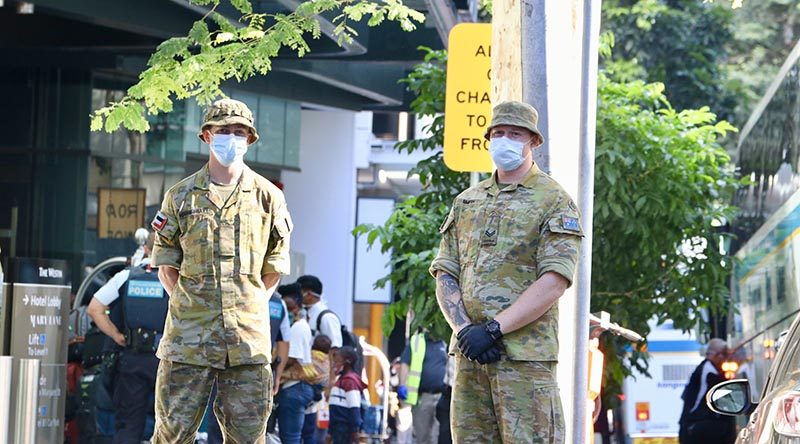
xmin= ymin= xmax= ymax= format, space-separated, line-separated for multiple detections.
xmin=451 ymin=356 xmax=564 ymax=444
xmin=151 ymin=360 xmax=273 ymax=444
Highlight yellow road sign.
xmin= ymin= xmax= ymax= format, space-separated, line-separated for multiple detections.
xmin=443 ymin=23 xmax=493 ymax=172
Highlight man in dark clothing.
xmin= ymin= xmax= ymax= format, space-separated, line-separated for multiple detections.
xmin=679 ymin=338 xmax=736 ymax=444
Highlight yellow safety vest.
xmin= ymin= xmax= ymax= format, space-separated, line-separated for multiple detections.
xmin=406 ymin=333 xmax=426 ymax=406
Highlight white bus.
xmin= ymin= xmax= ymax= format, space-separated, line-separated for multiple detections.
xmin=622 ymin=320 xmax=704 ymax=444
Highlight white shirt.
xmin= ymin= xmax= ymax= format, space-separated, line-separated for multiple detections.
xmin=307 ymin=301 xmax=343 ymax=348
xmin=92 ymin=259 xmax=151 ymax=306
xmin=288 ymin=317 xmax=313 ymax=365
xmin=284 ymin=317 xmax=313 ymax=389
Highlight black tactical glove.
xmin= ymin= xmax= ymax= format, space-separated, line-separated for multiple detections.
xmin=457 ymin=322 xmax=497 ymax=360
xmin=474 ymin=344 xmax=503 ymax=364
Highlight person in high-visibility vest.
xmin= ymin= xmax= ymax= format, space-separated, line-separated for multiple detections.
xmin=397 ymin=331 xmax=448 ymax=444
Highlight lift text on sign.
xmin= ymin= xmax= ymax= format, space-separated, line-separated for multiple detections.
xmin=443 ymin=23 xmax=493 ymax=173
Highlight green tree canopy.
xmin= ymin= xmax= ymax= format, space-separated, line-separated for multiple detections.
xmin=592 ymin=54 xmax=742 ymax=401
xmin=90 ymin=0 xmax=424 ymax=133
xmin=603 ymin=0 xmax=800 ymax=127
xmin=602 ymin=0 xmax=740 ymax=123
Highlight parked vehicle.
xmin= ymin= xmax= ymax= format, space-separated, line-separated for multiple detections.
xmin=707 ymin=313 xmax=800 ymax=443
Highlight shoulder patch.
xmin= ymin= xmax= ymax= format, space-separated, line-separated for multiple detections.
xmin=151 ymin=211 xmax=168 ymax=232
xmin=561 ymin=216 xmax=580 ymax=233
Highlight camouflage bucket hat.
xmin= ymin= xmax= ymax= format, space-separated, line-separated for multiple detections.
xmin=484 ymin=101 xmax=544 ymax=144
xmin=198 ymin=98 xmax=260 ymax=144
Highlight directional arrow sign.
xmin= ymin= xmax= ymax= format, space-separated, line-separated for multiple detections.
xmin=23 ymin=294 xmax=29 ymax=305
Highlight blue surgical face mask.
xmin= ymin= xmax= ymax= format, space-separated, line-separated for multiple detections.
xmin=489 ymin=137 xmax=529 ymax=171
xmin=210 ymin=134 xmax=248 ymax=167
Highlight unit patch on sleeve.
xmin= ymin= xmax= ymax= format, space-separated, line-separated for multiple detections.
xmin=561 ymin=215 xmax=581 ymax=233
xmin=151 ymin=211 xmax=168 ymax=232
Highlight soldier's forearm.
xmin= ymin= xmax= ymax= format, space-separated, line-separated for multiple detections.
xmin=435 ymin=271 xmax=472 ymax=333
xmin=260 ymin=272 xmax=280 ymax=297
xmin=158 ymin=266 xmax=179 ymax=296
xmin=494 ymin=271 xmax=568 ymax=335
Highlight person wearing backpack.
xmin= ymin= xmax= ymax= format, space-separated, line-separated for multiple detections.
xmin=298 ymin=275 xmax=343 ymax=348
xmin=298 ymin=275 xmax=364 ymax=373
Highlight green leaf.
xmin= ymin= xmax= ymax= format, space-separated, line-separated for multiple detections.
xmin=230 ymin=0 xmax=253 ymax=14
xmin=189 ymin=21 xmax=211 ymax=45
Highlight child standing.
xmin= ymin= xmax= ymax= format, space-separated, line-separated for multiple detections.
xmin=329 ymin=346 xmax=366 ymax=444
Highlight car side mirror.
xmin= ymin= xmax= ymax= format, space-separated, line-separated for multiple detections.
xmin=707 ymin=379 xmax=754 ymax=415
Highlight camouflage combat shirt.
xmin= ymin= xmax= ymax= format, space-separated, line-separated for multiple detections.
xmin=151 ymin=164 xmax=292 ymax=369
xmin=429 ymin=163 xmax=583 ymax=361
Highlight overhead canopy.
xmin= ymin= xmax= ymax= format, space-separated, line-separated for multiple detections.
xmin=0 ymin=0 xmax=460 ymax=110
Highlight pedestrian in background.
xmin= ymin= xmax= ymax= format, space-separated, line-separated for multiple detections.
xmin=304 ymin=334 xmax=332 ymax=444
xmin=429 ymin=101 xmax=583 ymax=443
xmin=436 ymin=356 xmax=455 ymax=444
xmin=299 ymin=275 xmax=343 ymax=348
xmin=278 ymin=283 xmax=316 ymax=444
xmin=150 ymin=98 xmax=293 ymax=443
xmin=329 ymin=346 xmax=366 ymax=444
xmin=398 ymin=331 xmax=448 ymax=444
xmin=679 ymin=338 xmax=736 ymax=444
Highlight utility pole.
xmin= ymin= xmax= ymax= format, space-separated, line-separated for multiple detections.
xmin=491 ymin=1 xmax=601 ymax=442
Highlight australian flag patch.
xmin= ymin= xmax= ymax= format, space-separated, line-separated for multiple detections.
xmin=562 ymin=216 xmax=580 ymax=233
xmin=151 ymin=211 xmax=167 ymax=232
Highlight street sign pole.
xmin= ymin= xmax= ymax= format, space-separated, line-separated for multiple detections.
xmin=575 ymin=2 xmax=601 ymax=442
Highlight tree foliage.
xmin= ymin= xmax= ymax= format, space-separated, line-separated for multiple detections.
xmin=90 ymin=0 xmax=424 ymax=133
xmin=602 ymin=0 xmax=741 ymax=123
xmin=723 ymin=0 xmax=800 ymax=123
xmin=593 ymin=53 xmax=743 ymax=403
xmin=604 ymin=0 xmax=800 ymax=128
xmin=358 ymin=41 xmax=742 ymax=402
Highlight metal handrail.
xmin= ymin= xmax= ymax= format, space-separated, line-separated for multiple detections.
xmin=359 ymin=336 xmax=390 ymax=440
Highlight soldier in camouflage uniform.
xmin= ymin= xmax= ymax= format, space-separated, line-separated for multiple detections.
xmin=150 ymin=98 xmax=293 ymax=444
xmin=429 ymin=101 xmax=583 ymax=443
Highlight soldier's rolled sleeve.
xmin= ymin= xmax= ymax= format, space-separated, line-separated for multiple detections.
xmin=151 ymin=195 xmax=183 ymax=269
xmin=536 ymin=198 xmax=584 ymax=286
xmin=262 ymin=201 xmax=292 ymax=276
xmin=429 ymin=207 xmax=461 ymax=279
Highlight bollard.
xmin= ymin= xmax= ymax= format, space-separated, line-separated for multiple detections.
xmin=13 ymin=358 xmax=39 ymax=444
xmin=0 ymin=356 xmax=12 ymax=443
